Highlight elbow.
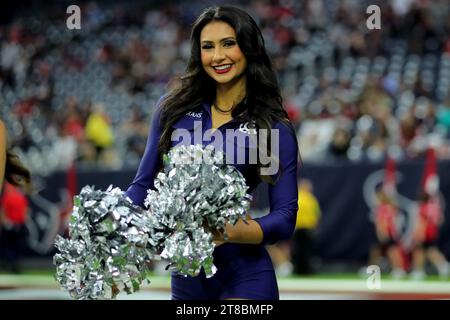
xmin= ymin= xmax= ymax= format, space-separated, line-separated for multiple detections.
xmin=261 ymin=205 xmax=298 ymax=244
xmin=285 ymin=201 xmax=298 ymax=239
xmin=280 ymin=208 xmax=297 ymax=241
xmin=268 ymin=218 xmax=295 ymax=244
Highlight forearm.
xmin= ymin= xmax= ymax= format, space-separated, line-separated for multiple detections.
xmin=224 ymin=217 xmax=264 ymax=245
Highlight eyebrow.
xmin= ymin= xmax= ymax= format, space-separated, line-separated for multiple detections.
xmin=200 ymin=37 xmax=236 ymax=44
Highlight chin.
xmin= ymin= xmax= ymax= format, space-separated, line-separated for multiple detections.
xmin=214 ymin=78 xmax=233 ymax=84
xmin=211 ymin=74 xmax=236 ymax=84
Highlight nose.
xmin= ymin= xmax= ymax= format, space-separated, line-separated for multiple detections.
xmin=212 ymin=47 xmax=226 ymax=63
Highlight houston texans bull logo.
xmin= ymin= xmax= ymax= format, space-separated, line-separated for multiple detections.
xmin=238 ymin=121 xmax=257 ymax=134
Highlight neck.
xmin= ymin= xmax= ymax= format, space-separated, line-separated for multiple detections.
xmin=215 ymin=75 xmax=246 ymax=112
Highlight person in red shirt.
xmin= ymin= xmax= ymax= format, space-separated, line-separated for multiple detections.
xmin=373 ymin=187 xmax=406 ymax=279
xmin=0 ymin=182 xmax=30 ymax=273
xmin=0 ymin=118 xmax=32 ymax=273
xmin=410 ymin=192 xmax=450 ymax=280
xmin=1 ymin=182 xmax=29 ymax=224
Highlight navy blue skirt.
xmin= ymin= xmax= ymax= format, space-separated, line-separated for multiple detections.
xmin=171 ymin=243 xmax=279 ymax=300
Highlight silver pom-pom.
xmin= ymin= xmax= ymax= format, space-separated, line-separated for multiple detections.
xmin=54 ymin=185 xmax=161 ymax=300
xmin=145 ymin=144 xmax=252 ymax=278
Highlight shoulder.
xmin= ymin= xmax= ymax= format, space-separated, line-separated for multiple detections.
xmin=153 ymin=95 xmax=204 ymax=129
xmin=272 ymin=118 xmax=294 ymax=130
xmin=149 ymin=95 xmax=169 ymax=129
xmin=271 ymin=119 xmax=297 ymax=145
xmin=152 ymin=95 xmax=168 ymax=118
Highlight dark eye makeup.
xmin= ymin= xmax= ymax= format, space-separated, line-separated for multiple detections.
xmin=201 ymin=39 xmax=236 ymax=50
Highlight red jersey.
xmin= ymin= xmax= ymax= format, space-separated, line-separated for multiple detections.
xmin=375 ymin=203 xmax=398 ymax=238
xmin=0 ymin=183 xmax=29 ymax=225
xmin=418 ymin=197 xmax=442 ymax=241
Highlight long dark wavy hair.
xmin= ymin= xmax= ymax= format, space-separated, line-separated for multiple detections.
xmin=5 ymin=150 xmax=31 ymax=190
xmin=158 ymin=5 xmax=298 ymax=184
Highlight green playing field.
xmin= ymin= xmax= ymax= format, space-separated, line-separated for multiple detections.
xmin=1 ymin=271 xmax=449 ymax=300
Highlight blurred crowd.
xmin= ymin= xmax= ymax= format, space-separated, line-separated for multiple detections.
xmin=1 ymin=0 xmax=450 ymax=176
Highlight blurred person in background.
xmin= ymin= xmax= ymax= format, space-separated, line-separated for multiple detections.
xmin=85 ymin=102 xmax=115 ymax=165
xmin=292 ymin=179 xmax=321 ymax=275
xmin=125 ymin=6 xmax=299 ymax=300
xmin=410 ymin=148 xmax=450 ymax=280
xmin=410 ymin=191 xmax=449 ymax=280
xmin=0 ymin=119 xmax=32 ymax=273
xmin=372 ymin=186 xmax=406 ymax=279
xmin=266 ymin=241 xmax=293 ymax=277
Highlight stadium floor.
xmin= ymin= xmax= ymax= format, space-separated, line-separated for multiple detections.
xmin=1 ymin=274 xmax=449 ymax=300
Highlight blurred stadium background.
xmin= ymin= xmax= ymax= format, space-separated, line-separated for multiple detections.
xmin=1 ymin=0 xmax=450 ymax=299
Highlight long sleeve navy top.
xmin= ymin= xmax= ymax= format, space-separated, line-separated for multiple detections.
xmin=126 ymin=99 xmax=298 ymax=246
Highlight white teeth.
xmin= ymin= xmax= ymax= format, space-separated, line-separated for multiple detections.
xmin=214 ymin=64 xmax=231 ymax=70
